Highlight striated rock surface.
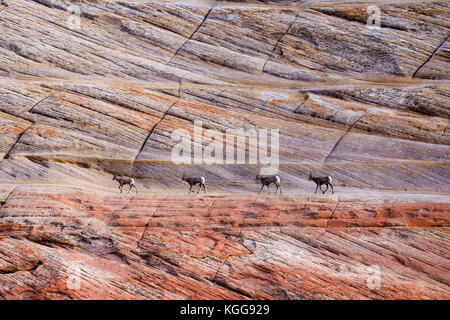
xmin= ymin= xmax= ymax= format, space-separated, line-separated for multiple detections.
xmin=0 ymin=186 xmax=449 ymax=299
xmin=0 ymin=0 xmax=449 ymax=299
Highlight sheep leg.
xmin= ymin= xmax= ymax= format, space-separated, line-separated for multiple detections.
xmin=322 ymin=184 xmax=329 ymax=194
xmin=330 ymin=183 xmax=334 ymax=194
xmin=202 ymin=184 xmax=206 ymax=193
xmin=314 ymin=184 xmax=318 ymax=194
xmin=197 ymin=184 xmax=201 ymax=194
xmin=189 ymin=185 xmax=193 ymax=193
xmin=258 ymin=185 xmax=264 ymax=195
xmin=278 ymin=184 xmax=282 ymax=195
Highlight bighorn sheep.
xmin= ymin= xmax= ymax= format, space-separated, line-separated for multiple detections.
xmin=182 ymin=173 xmax=206 ymax=194
xmin=0 ymin=1 xmax=8 ymax=7
xmin=256 ymin=174 xmax=282 ymax=195
xmin=113 ymin=174 xmax=137 ymax=193
xmin=308 ymin=172 xmax=334 ymax=194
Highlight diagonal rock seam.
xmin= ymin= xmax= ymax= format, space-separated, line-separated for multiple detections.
xmin=191 ymin=236 xmax=254 ymax=285
xmin=323 ymin=114 xmax=366 ymax=163
xmin=412 ymin=34 xmax=449 ymax=78
xmin=137 ymin=200 xmax=164 ymax=249
xmin=2 ymin=94 xmax=57 ymax=161
xmin=211 ymin=245 xmax=254 ymax=283
xmin=211 ymin=254 xmax=252 ymax=299
xmin=131 ymin=78 xmax=184 ymax=174
xmin=167 ymin=6 xmax=215 ymax=65
xmin=325 ymin=199 xmax=340 ymax=231
xmin=2 ymin=94 xmax=57 ymax=159
xmin=131 ymin=98 xmax=178 ymax=162
xmin=262 ymin=12 xmax=299 ymax=73
xmin=1 ymin=124 xmax=33 ymax=161
xmin=26 ymin=94 xmax=54 ymax=114
xmin=0 ymin=186 xmax=18 ymax=210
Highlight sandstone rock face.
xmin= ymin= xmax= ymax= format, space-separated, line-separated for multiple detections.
xmin=0 ymin=0 xmax=449 ymax=299
xmin=1 ymin=186 xmax=449 ymax=299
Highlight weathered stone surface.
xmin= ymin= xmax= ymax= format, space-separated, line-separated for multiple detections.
xmin=0 ymin=0 xmax=449 ymax=299
xmin=0 ymin=186 xmax=449 ymax=299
